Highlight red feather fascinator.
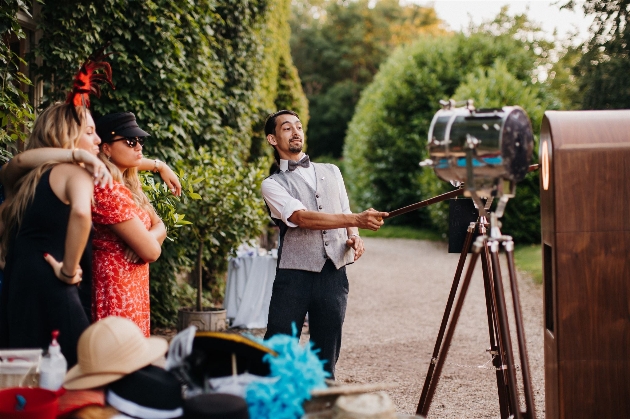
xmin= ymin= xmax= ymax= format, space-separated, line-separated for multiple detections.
xmin=66 ymin=43 xmax=115 ymax=124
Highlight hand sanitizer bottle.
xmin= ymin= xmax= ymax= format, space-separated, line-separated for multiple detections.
xmin=39 ymin=330 xmax=67 ymax=391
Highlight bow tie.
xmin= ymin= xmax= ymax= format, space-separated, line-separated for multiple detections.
xmin=288 ymin=155 xmax=310 ymax=171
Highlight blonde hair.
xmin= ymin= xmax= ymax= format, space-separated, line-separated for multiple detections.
xmin=1 ymin=103 xmax=88 ymax=260
xmin=98 ymin=151 xmax=153 ymax=213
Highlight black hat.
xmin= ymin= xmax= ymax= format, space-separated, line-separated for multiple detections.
xmin=185 ymin=332 xmax=276 ymax=387
xmin=106 ymin=365 xmax=183 ymax=419
xmin=96 ymin=112 xmax=150 ymax=143
xmin=183 ymin=394 xmax=249 ymax=419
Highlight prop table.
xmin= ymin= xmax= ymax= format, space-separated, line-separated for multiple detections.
xmin=224 ymin=254 xmax=277 ymax=329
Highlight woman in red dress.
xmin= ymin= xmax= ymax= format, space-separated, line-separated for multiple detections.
xmin=92 ymin=112 xmax=167 ymax=336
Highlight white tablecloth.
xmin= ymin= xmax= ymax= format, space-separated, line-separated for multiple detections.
xmin=224 ymin=255 xmax=277 ymax=329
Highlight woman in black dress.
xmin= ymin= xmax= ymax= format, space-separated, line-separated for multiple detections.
xmin=0 ymin=103 xmax=98 ymax=366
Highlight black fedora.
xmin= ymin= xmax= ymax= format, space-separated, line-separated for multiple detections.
xmin=184 ymin=393 xmax=249 ymax=419
xmin=96 ymin=112 xmax=150 ymax=143
xmin=106 ymin=365 xmax=183 ymax=419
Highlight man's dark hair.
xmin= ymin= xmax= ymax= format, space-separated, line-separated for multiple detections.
xmin=264 ymin=110 xmax=299 ymax=136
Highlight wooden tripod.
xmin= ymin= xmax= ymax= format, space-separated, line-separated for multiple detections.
xmin=416 ymin=215 xmax=536 ymax=419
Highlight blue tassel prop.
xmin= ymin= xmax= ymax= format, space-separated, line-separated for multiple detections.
xmin=245 ymin=323 xmax=329 ymax=419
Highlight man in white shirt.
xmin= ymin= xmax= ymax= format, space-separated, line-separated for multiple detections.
xmin=261 ymin=110 xmax=388 ymax=378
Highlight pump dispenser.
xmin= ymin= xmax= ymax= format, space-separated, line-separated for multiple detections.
xmin=39 ymin=330 xmax=67 ymax=391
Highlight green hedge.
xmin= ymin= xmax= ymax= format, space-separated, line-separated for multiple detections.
xmin=0 ymin=0 xmax=34 ymax=161
xmin=344 ymin=32 xmax=558 ymax=242
xmin=32 ymin=0 xmax=307 ymax=326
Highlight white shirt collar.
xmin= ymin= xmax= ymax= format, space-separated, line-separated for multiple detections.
xmin=279 ymin=154 xmax=307 ymax=172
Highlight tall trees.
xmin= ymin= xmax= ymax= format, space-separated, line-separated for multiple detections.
xmin=563 ymin=0 xmax=630 ymax=108
xmin=290 ymin=0 xmax=443 ymax=158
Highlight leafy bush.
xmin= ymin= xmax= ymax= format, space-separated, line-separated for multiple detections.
xmin=344 ymin=24 xmax=559 ymax=242
xmin=140 ymin=170 xmax=198 ymax=326
xmin=0 ymin=0 xmax=34 ymax=162
xmin=31 ymin=0 xmax=306 ymax=326
xmin=173 ymin=147 xmax=267 ymax=306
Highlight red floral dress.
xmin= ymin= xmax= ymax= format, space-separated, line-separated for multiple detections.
xmin=91 ymin=182 xmax=152 ymax=336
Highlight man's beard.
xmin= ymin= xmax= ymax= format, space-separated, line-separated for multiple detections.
xmin=289 ymin=140 xmax=303 ymax=154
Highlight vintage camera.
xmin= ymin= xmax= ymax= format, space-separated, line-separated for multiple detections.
xmin=423 ymin=100 xmax=534 ymax=203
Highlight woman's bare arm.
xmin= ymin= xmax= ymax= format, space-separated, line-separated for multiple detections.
xmin=147 ymin=206 xmax=167 ymax=245
xmin=138 ymin=158 xmax=181 ymax=196
xmin=44 ymin=164 xmax=94 ymax=284
xmin=110 ymin=216 xmax=163 ymax=263
xmin=1 ymin=148 xmax=111 ymax=200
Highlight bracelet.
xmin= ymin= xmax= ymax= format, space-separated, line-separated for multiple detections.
xmin=152 ymin=159 xmax=163 ymax=173
xmin=349 ymin=233 xmax=360 ymax=239
xmin=60 ymin=268 xmax=76 ymax=278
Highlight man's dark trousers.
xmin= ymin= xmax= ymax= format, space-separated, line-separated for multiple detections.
xmin=264 ymin=259 xmax=349 ymax=378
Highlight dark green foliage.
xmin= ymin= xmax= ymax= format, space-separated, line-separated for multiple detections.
xmin=563 ymin=0 xmax=630 ymax=109
xmin=576 ymin=50 xmax=630 ymax=109
xmin=306 ymin=80 xmax=361 ymax=158
xmin=34 ymin=0 xmax=262 ymax=159
xmin=0 ymin=0 xmax=34 ymax=162
xmin=32 ymin=0 xmax=307 ymax=326
xmin=290 ymin=0 xmax=441 ymax=158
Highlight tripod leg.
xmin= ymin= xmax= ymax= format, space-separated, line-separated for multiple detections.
xmin=504 ymin=240 xmax=537 ymax=419
xmin=489 ymin=241 xmax=522 ymax=419
xmin=417 ymin=222 xmax=476 ymax=413
xmin=417 ymin=240 xmax=482 ymax=417
xmin=480 ymin=242 xmax=512 ymax=419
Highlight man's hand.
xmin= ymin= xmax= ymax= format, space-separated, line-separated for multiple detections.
xmin=346 ymin=235 xmax=365 ymax=261
xmin=355 ymin=208 xmax=388 ymax=231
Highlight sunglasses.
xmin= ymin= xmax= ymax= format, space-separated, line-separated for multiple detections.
xmin=110 ymin=136 xmax=145 ymax=148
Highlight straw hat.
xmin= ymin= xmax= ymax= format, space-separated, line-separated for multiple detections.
xmin=63 ymin=317 xmax=168 ymax=390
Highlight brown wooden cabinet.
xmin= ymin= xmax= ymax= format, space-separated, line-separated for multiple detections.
xmin=540 ymin=110 xmax=630 ymax=419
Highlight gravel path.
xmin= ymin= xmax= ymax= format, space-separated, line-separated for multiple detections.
xmin=334 ymin=237 xmax=545 ymax=418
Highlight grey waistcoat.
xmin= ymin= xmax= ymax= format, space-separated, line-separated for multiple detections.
xmin=270 ymin=162 xmax=354 ymax=272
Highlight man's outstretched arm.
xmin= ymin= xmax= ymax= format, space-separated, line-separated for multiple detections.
xmin=288 ymin=208 xmax=388 ymax=231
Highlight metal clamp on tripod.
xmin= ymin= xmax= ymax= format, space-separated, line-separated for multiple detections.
xmin=389 ymin=100 xmax=537 ymax=418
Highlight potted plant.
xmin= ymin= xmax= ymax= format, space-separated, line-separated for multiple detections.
xmin=176 ymin=148 xmax=266 ymax=331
